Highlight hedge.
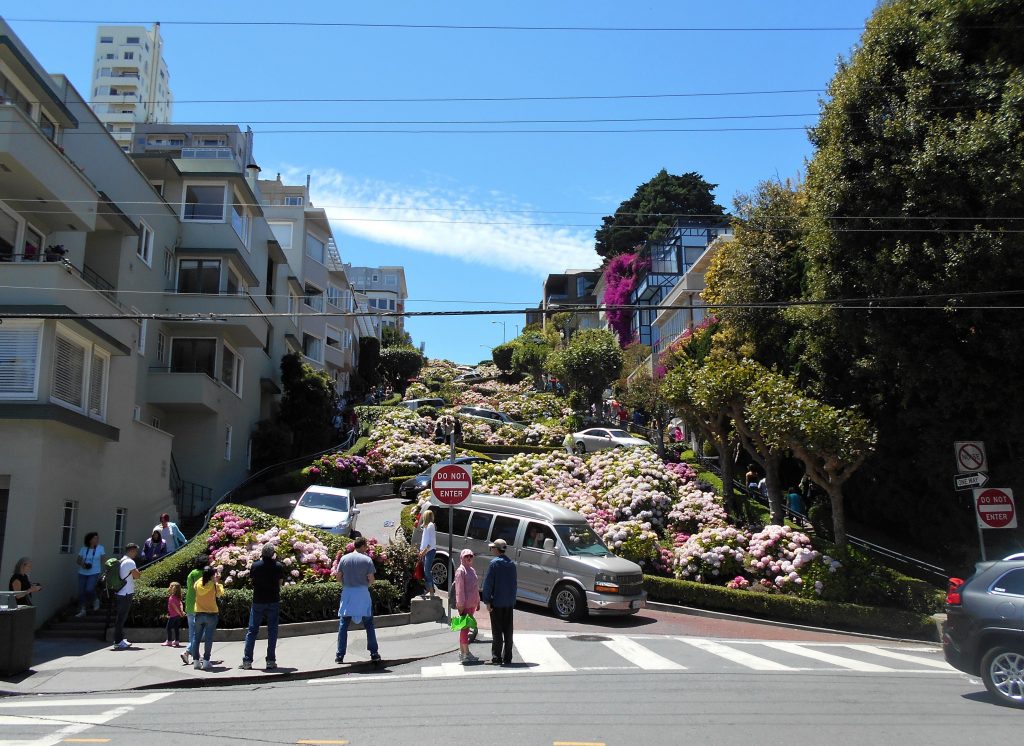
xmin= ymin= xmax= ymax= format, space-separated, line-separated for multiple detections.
xmin=643 ymin=576 xmax=937 ymax=640
xmin=126 ymin=580 xmax=402 ymax=628
xmin=463 ymin=442 xmax=558 ymax=455
xmin=400 ymin=505 xmax=416 ymax=539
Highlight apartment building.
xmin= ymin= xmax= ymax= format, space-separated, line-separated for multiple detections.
xmin=539 ymin=269 xmax=601 ymax=337
xmin=259 ymin=174 xmax=359 ymax=395
xmin=343 ymin=265 xmax=408 ymax=333
xmin=90 ymin=24 xmax=172 ymax=151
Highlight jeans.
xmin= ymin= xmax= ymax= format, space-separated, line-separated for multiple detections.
xmin=243 ymin=602 xmax=280 ymax=663
xmin=77 ymin=573 xmax=99 ymax=608
xmin=186 ymin=613 xmax=196 ymax=651
xmin=336 ymin=615 xmax=378 ymax=659
xmin=113 ymin=593 xmax=132 ymax=643
xmin=489 ymin=606 xmax=514 ymax=664
xmin=165 ymin=615 xmax=183 ymax=642
xmin=422 ymin=549 xmax=436 ymax=591
xmin=190 ymin=612 xmax=218 ymax=662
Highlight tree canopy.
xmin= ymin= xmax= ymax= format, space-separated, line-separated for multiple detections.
xmin=378 ymin=346 xmax=425 ymax=395
xmin=545 ymin=328 xmax=622 ymax=409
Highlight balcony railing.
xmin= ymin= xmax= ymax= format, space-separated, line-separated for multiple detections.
xmin=180 ymin=147 xmax=234 ymax=160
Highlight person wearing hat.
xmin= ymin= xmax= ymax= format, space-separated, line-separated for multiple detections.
xmin=480 ymin=538 xmax=517 ymax=666
xmin=453 ymin=548 xmax=480 ymax=663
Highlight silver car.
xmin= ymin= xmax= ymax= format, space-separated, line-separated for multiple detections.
xmin=572 ymin=427 xmax=651 ymax=454
xmin=289 ymin=485 xmax=359 ymax=536
xmin=412 ymin=494 xmax=646 ymax=621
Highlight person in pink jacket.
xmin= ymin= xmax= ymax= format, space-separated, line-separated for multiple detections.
xmin=453 ymin=548 xmax=480 ymax=663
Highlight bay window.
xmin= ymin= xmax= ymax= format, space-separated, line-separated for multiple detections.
xmin=170 ymin=338 xmax=216 ymax=377
xmin=177 ymin=259 xmax=220 ymax=294
xmin=305 ymin=233 xmax=326 ymax=264
xmin=51 ymin=326 xmax=110 ymax=420
xmin=182 ymin=183 xmax=226 ymax=221
xmin=221 ymin=343 xmax=243 ymax=395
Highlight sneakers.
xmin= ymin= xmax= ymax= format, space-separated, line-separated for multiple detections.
xmin=112 ymin=640 xmax=129 ymax=651
xmin=239 ymin=661 xmax=252 ymax=670
xmin=180 ymin=651 xmax=191 ymax=665
xmin=194 ymin=660 xmax=203 ymax=670
xmin=335 ymin=655 xmax=345 ymax=664
xmin=171 ymin=641 xmax=181 ymax=648
xmin=464 ymin=652 xmax=478 ymax=662
xmin=74 ymin=608 xmax=86 ymax=618
xmin=92 ymin=598 xmax=101 ymax=611
xmin=161 ymin=641 xmax=171 ymax=647
xmin=265 ymin=661 xmax=277 ymax=671
xmin=370 ymin=654 xmax=382 ymax=667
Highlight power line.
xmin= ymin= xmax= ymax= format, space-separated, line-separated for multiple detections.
xmin=35 ymin=125 xmax=814 ymax=135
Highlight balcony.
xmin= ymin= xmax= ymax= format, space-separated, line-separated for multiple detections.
xmin=324 ymin=343 xmax=349 ymax=368
xmin=180 ymin=147 xmax=234 ymax=160
xmin=161 ymin=290 xmax=269 ymax=348
xmin=0 ymin=106 xmax=100 ymax=231
xmin=146 ymin=370 xmax=222 ymax=413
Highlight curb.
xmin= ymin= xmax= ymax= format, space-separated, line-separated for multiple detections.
xmin=645 ymin=601 xmax=939 ymax=644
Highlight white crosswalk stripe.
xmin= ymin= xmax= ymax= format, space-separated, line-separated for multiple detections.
xmin=850 ymin=644 xmax=953 ymax=669
xmin=678 ymin=637 xmax=798 ymax=671
xmin=507 ymin=634 xmax=575 ymax=673
xmin=602 ymin=636 xmax=686 ymax=670
xmin=0 ymin=693 xmax=170 ymax=746
xmin=758 ymin=642 xmax=896 ymax=672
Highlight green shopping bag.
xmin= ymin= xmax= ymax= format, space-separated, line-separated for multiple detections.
xmin=450 ymin=613 xmax=478 ymax=631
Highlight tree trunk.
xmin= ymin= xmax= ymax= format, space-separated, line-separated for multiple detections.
xmin=827 ymin=484 xmax=847 ymax=547
xmin=763 ymin=454 xmax=784 ymax=526
xmin=653 ymin=414 xmax=666 ymax=458
xmin=717 ymin=439 xmax=738 ymax=517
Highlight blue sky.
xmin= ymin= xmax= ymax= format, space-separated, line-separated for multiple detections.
xmin=8 ymin=1 xmax=877 ymax=364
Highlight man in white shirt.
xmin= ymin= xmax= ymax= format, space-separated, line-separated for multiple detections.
xmin=112 ymin=544 xmax=141 ymax=651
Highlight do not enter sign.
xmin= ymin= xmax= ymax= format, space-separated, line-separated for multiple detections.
xmin=973 ymin=487 xmax=1017 ymax=530
xmin=430 ymin=463 xmax=473 ymax=506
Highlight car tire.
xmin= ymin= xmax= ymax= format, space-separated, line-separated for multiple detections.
xmin=550 ymin=583 xmax=586 ymax=622
xmin=981 ymin=646 xmax=1024 ymax=708
xmin=575 ymin=442 xmax=586 ymax=455
xmin=430 ymin=556 xmax=450 ymax=591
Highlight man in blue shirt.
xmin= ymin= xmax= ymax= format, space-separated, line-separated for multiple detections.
xmin=332 ymin=537 xmax=382 ymax=666
xmin=481 ymin=538 xmax=517 ymax=666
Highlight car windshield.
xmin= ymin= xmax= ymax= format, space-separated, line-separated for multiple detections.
xmin=300 ymin=492 xmax=349 ymax=512
xmin=555 ymin=524 xmax=610 ymax=556
xmin=607 ymin=429 xmax=631 ymax=438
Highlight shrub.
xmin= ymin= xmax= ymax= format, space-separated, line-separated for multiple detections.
xmin=303 ymin=453 xmax=375 ymax=487
xmin=415 ymin=405 xmax=438 ymax=419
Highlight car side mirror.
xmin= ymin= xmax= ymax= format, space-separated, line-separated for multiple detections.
xmin=351 ymin=508 xmax=360 ymax=515
xmin=289 ymin=499 xmax=297 ymax=506
xmin=543 ymin=538 xmax=555 ymax=551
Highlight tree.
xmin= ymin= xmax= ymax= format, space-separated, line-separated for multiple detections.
xmin=511 ymin=337 xmax=552 ymax=390
xmin=378 ymin=346 xmax=424 ymax=395
xmin=357 ymin=336 xmax=381 ymax=390
xmin=277 ymin=353 xmax=338 ymax=456
xmin=545 ymin=329 xmax=622 ymax=410
xmin=381 ymin=326 xmax=413 ymax=348
xmin=595 ymin=170 xmax=725 ymax=261
xmin=491 ymin=342 xmax=516 ymax=374
xmin=618 ymin=367 xmax=673 ymax=458
xmin=799 ymin=0 xmax=1024 ymax=548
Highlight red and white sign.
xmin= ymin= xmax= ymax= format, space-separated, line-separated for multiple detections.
xmin=973 ymin=487 xmax=1017 ymax=530
xmin=430 ymin=463 xmax=473 ymax=506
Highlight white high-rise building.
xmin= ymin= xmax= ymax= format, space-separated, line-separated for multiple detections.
xmin=90 ymin=23 xmax=172 ymax=150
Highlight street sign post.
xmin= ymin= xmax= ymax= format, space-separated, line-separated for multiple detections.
xmin=972 ymin=487 xmax=1017 ymax=561
xmin=431 ymin=440 xmax=473 ymax=618
xmin=955 ymin=441 xmax=988 ymax=474
xmin=954 ymin=472 xmax=990 ymax=491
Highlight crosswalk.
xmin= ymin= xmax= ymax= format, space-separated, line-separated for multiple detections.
xmin=0 ymin=693 xmax=171 ymax=746
xmin=410 ymin=634 xmax=954 ymax=680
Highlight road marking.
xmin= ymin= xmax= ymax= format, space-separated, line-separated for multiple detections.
xmin=0 ymin=694 xmax=171 ymax=709
xmin=62 ymin=740 xmax=111 ymax=743
xmin=296 ymin=741 xmax=349 ymax=745
xmin=850 ymin=645 xmax=952 ymax=670
xmin=760 ymin=642 xmax=895 ymax=672
xmin=679 ymin=638 xmax=798 ymax=671
xmin=515 ymin=634 xmax=574 ymax=673
xmin=553 ymin=742 xmax=605 ymax=746
xmin=602 ymin=637 xmax=685 ymax=670
xmin=421 ymin=661 xmax=502 ymax=677
xmin=309 ymin=673 xmax=424 ymax=684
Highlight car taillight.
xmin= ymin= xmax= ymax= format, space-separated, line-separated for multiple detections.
xmin=946 ymin=577 xmax=965 ymax=606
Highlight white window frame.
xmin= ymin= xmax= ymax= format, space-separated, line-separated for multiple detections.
xmin=156 ymin=330 xmax=167 ymax=363
xmin=51 ymin=326 xmax=92 ymax=414
xmin=284 ymin=195 xmax=304 ymax=206
xmin=181 ymin=181 xmax=228 ymax=223
xmin=268 ymin=221 xmax=293 ymax=249
xmin=302 ymin=333 xmax=323 ymax=364
xmin=112 ymin=507 xmax=127 ymax=555
xmin=327 ymin=285 xmax=341 ymax=308
xmin=88 ymin=347 xmax=110 ymax=421
xmin=325 ymin=325 xmax=343 ymax=350
xmin=0 ymin=319 xmax=43 ymax=399
xmin=304 ymin=282 xmax=324 ymax=312
xmin=60 ymin=500 xmax=78 ymax=553
xmin=224 ymin=424 xmax=233 ymax=461
xmin=220 ymin=341 xmax=243 ymax=397
xmin=136 ymin=221 xmax=154 ymax=266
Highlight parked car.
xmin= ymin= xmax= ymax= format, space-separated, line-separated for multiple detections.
xmin=399 ymin=456 xmax=493 ymax=501
xmin=288 ymin=485 xmax=359 ymax=536
xmin=412 ymin=494 xmax=646 ymax=621
xmin=399 ymin=397 xmax=446 ymax=411
xmin=454 ymin=372 xmax=485 ymax=383
xmin=943 ymin=554 xmax=1024 ymax=708
xmin=572 ymin=428 xmax=651 ymax=454
xmin=457 ymin=405 xmax=517 ymax=426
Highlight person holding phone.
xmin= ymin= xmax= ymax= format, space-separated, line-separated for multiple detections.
xmin=8 ymin=557 xmax=42 ymax=606
xmin=75 ymin=532 xmax=105 ymax=617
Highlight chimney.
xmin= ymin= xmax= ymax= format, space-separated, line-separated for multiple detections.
xmin=245 ymin=162 xmax=261 ymax=189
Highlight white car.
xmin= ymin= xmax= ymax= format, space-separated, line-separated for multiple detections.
xmin=289 ymin=485 xmax=359 ymax=536
xmin=572 ymin=428 xmax=652 ymax=454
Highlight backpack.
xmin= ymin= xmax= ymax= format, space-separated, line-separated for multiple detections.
xmin=102 ymin=557 xmax=127 ymax=594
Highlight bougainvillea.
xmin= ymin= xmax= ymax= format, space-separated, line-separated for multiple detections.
xmin=603 ymin=252 xmax=650 ymax=346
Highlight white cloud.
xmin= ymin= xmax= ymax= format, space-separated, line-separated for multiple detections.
xmin=291 ymin=168 xmax=599 ymax=277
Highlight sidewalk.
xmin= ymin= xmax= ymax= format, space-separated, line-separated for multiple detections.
xmin=1 ymin=620 xmax=456 ymax=696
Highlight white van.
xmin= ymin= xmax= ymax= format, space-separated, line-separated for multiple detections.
xmin=412 ymin=494 xmax=646 ymax=621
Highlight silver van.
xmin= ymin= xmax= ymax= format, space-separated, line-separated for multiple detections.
xmin=412 ymin=494 xmax=646 ymax=621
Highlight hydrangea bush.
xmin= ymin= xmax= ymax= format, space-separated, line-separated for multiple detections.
xmin=303 ymin=454 xmax=375 ymax=487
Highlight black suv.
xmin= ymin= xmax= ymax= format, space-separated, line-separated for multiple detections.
xmin=943 ymin=554 xmax=1024 ymax=708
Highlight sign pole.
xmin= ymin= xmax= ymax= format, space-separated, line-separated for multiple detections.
xmin=448 ymin=428 xmax=456 ymax=619
xmin=977 ymin=523 xmax=987 ymax=562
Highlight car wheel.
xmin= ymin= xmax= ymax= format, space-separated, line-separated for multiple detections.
xmin=574 ymin=442 xmax=587 ymax=455
xmin=981 ymin=646 xmax=1024 ymax=708
xmin=550 ymin=583 xmax=586 ymax=621
xmin=430 ymin=556 xmax=450 ymax=591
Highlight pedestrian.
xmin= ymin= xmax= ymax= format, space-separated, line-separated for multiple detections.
xmin=417 ymin=510 xmax=437 ymax=599
xmin=111 ymin=543 xmax=140 ymax=651
xmin=786 ymin=486 xmax=806 ymax=517
xmin=563 ymin=432 xmax=574 ymax=454
xmin=8 ymin=557 xmax=42 ymax=606
xmin=241 ymin=544 xmax=286 ymax=671
xmin=153 ymin=513 xmax=187 ymax=551
xmin=142 ymin=530 xmax=168 ymax=564
xmin=433 ymin=421 xmax=445 ymax=444
xmin=75 ymin=532 xmax=105 ymax=617
xmin=180 ymin=555 xmax=207 ymax=665
xmin=453 ymin=548 xmax=480 ymax=664
xmin=332 ymin=537 xmax=382 ymax=666
xmin=190 ymin=565 xmax=224 ymax=671
xmin=163 ymin=582 xmax=184 ymax=647
xmin=481 ymin=538 xmax=517 ymax=666
xmin=454 ymin=417 xmax=463 ymax=445
xmin=745 ymin=464 xmax=759 ymax=492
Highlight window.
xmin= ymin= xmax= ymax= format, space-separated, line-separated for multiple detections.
xmin=343 ymin=329 xmax=352 ymax=349
xmin=992 ymin=570 xmax=1024 ymax=597
xmin=325 ymin=327 xmax=342 ymax=350
xmin=226 ymin=267 xmax=244 ymax=296
xmin=304 ymin=283 xmax=324 ymax=312
xmin=371 ymin=273 xmax=379 ymax=283
xmin=221 ymin=343 xmax=243 ymax=395
xmin=384 ymin=274 xmax=397 ymax=286
xmin=389 ymin=299 xmax=396 ymax=311
xmin=126 ymin=36 xmax=140 ymax=44
xmin=163 ymin=249 xmax=174 ymax=281
xmin=0 ymin=69 xmax=32 ymax=119
xmin=182 ymin=183 xmax=226 ymax=221
xmin=288 ymin=293 xmax=300 ymax=322
xmin=523 ymin=522 xmax=557 ymax=551
xmin=150 ymin=416 xmax=161 ymax=429
xmin=150 ymin=180 xmax=164 ymax=197
xmin=123 ymin=51 xmax=134 ymax=60
xmin=170 ymin=338 xmax=216 ymax=377
xmin=100 ymin=35 xmax=113 ymax=43
xmin=466 ymin=512 xmax=492 ymax=541
xmin=231 ymin=193 xmax=250 ymax=247
xmin=112 ymin=508 xmax=127 ymax=555
xmin=0 ymin=321 xmax=42 ymax=399
xmin=302 ymin=333 xmax=322 ymax=362
xmin=285 ymin=196 xmax=304 ymax=206
xmin=52 ymin=331 xmax=88 ymax=410
xmin=327 ymin=285 xmax=341 ymax=308
xmin=224 ymin=425 xmax=233 ymax=461
xmin=268 ymin=221 xmax=292 ymax=249
xmin=195 ymin=135 xmax=226 ymax=146
xmin=105 ymin=53 xmax=116 ymax=60
xmin=137 ymin=221 xmax=154 ymax=265
xmin=39 ymin=113 xmax=56 ymax=142
xmin=23 ymin=226 xmax=43 ymax=262
xmin=305 ymin=233 xmax=326 ymax=264
xmin=156 ymin=331 xmax=166 ymax=363
xmin=177 ymin=259 xmax=220 ymax=294
xmin=491 ymin=516 xmax=521 ymax=545
xmin=60 ymin=500 xmax=78 ymax=553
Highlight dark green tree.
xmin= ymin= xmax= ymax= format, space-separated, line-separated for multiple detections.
xmin=378 ymin=346 xmax=424 ymax=395
xmin=356 ymin=336 xmax=381 ymax=390
xmin=381 ymin=326 xmax=413 ymax=348
xmin=595 ymin=169 xmax=725 ymax=261
xmin=491 ymin=342 xmax=516 ymax=374
xmin=277 ymin=353 xmax=338 ymax=456
xmin=511 ymin=337 xmax=552 ymax=390
xmin=545 ymin=329 xmax=622 ymax=410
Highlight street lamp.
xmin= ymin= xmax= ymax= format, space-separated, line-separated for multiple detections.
xmin=491 ymin=320 xmax=506 ymax=343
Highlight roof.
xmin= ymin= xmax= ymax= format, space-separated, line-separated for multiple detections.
xmin=303 ymin=485 xmax=352 ymax=497
xmin=460 ymin=494 xmax=587 ymax=523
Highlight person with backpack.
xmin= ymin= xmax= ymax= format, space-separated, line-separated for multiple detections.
xmin=108 ymin=544 xmax=140 ymax=651
xmin=180 ymin=555 xmax=207 ymax=665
